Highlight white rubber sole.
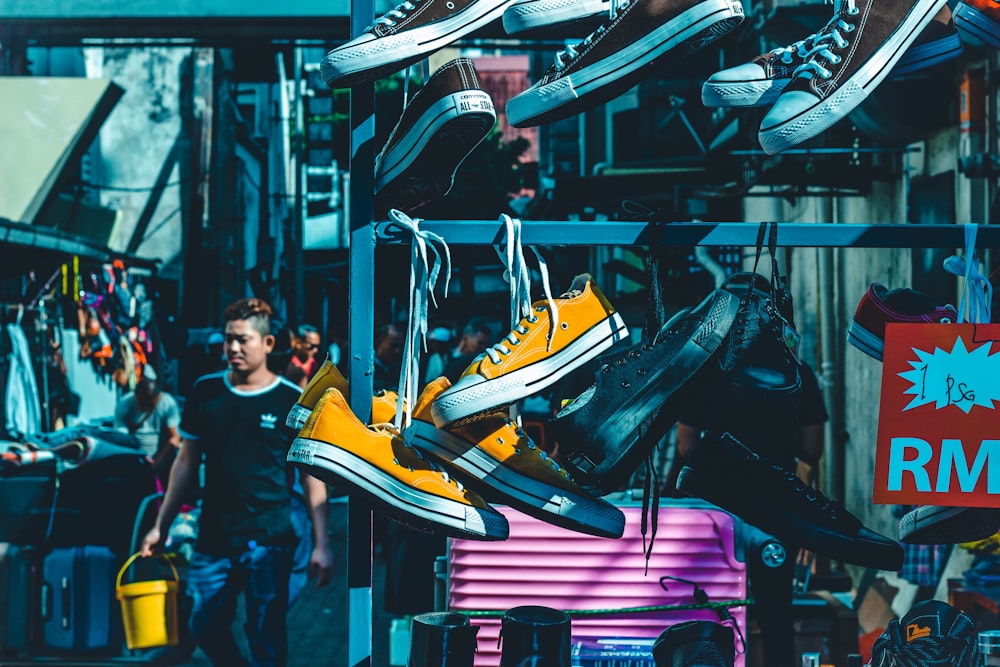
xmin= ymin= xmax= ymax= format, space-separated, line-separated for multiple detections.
xmin=502 ymin=0 xmax=608 ymax=34
xmin=321 ymin=0 xmax=515 ymax=86
xmin=288 ymin=436 xmax=508 ymax=540
xmin=758 ymin=0 xmax=946 ymax=155
xmin=846 ymin=320 xmax=884 ymax=361
xmin=431 ymin=312 xmax=629 ymax=427
xmin=286 ymin=402 xmax=312 ymax=430
xmin=899 ymin=505 xmax=1000 ymax=544
xmin=408 ymin=419 xmax=626 ymax=538
xmin=375 ymin=90 xmax=496 ymax=189
xmin=701 ymin=77 xmax=785 ymax=108
xmin=954 ymin=2 xmax=1000 ymax=49
xmin=506 ymin=0 xmax=744 ymax=126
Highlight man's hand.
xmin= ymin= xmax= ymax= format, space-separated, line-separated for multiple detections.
xmin=309 ymin=541 xmax=334 ymax=588
xmin=140 ymin=526 xmax=163 ymax=557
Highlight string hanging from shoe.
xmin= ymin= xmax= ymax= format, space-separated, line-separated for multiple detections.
xmin=943 ymin=223 xmax=992 ymax=324
xmin=377 ymin=209 xmax=451 ymax=437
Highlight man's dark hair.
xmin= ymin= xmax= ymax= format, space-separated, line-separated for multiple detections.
xmin=296 ymin=323 xmax=319 ymax=340
xmin=223 ymin=297 xmax=274 ymax=338
xmin=462 ymin=318 xmax=492 ymax=339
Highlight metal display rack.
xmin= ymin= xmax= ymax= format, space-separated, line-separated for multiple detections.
xmin=340 ymin=2 xmax=992 ymax=664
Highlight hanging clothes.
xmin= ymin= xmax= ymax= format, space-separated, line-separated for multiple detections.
xmin=61 ymin=327 xmax=119 ymax=424
xmin=5 ymin=312 xmax=42 ymax=437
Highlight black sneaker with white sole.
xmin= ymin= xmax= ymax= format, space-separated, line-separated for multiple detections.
xmin=758 ymin=0 xmax=946 ymax=154
xmin=375 ymin=59 xmax=496 ymax=217
xmin=505 ymin=0 xmax=744 ymax=127
xmin=320 ymin=0 xmax=515 ymax=89
xmin=551 ymin=288 xmax=740 ymax=494
xmin=899 ymin=505 xmax=1000 ymax=544
xmin=676 ymin=431 xmax=904 ymax=570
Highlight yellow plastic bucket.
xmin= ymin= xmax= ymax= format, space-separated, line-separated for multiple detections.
xmin=116 ymin=552 xmax=180 ymax=650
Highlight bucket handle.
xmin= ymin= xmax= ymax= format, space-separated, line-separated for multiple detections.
xmin=117 ymin=552 xmax=179 ymax=589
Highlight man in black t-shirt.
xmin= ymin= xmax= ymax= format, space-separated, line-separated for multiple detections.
xmin=141 ymin=298 xmax=333 ymax=667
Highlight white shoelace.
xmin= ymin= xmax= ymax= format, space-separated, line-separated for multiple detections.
xmin=372 ymin=0 xmax=424 ymax=29
xmin=944 ymin=224 xmax=992 ymax=324
xmin=376 ymin=210 xmax=452 ymax=437
xmin=553 ymin=0 xmax=631 ymax=70
xmin=487 ymin=214 xmax=558 ymax=366
xmin=792 ymin=0 xmax=859 ymax=80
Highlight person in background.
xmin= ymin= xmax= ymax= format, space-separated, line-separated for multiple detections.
xmin=442 ymin=318 xmax=493 ymax=383
xmin=373 ymin=323 xmax=404 ymax=392
xmin=141 ymin=297 xmax=333 ymax=667
xmin=422 ymin=325 xmax=454 ymax=386
xmin=115 ymin=366 xmax=182 ymax=488
xmin=286 ymin=324 xmax=321 ymax=389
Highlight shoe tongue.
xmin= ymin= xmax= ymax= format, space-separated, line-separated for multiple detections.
xmin=559 ymin=273 xmax=591 ymax=299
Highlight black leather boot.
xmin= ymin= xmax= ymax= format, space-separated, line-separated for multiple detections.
xmin=652 ymin=621 xmax=735 ymax=667
xmin=408 ymin=611 xmax=479 ymax=667
xmin=499 ymin=606 xmax=571 ymax=667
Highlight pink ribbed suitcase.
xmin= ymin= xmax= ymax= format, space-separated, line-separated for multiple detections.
xmin=448 ymin=500 xmax=748 ymax=666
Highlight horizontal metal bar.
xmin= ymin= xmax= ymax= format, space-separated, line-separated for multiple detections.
xmin=376 ymin=220 xmax=999 ymax=248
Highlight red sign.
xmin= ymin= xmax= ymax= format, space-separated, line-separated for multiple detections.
xmin=873 ymin=323 xmax=1000 ymax=507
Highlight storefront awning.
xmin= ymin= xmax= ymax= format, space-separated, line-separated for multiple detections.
xmin=0 ymin=216 xmax=158 ymax=270
xmin=0 ymin=76 xmax=123 ymax=224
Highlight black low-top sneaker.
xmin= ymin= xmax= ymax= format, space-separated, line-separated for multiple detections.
xmin=676 ymin=431 xmax=904 ymax=571
xmin=505 ymin=0 xmax=744 ymax=127
xmin=320 ymin=0 xmax=515 ymax=88
xmin=758 ymin=0 xmax=946 ymax=154
xmin=552 ymin=288 xmax=740 ymax=494
xmin=375 ymin=58 xmax=496 ymax=217
xmin=702 ymin=4 xmax=960 ymax=107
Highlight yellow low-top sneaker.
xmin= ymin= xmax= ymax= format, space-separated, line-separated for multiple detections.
xmin=411 ymin=377 xmax=625 ymax=538
xmin=431 ymin=273 xmax=628 ymax=428
xmin=288 ymin=388 xmax=508 ymax=540
xmin=286 ymin=358 xmax=404 ymax=428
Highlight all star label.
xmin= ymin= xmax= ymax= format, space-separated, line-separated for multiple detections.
xmin=288 ymin=440 xmax=317 ymax=466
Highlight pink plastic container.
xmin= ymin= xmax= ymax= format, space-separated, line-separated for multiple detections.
xmin=448 ymin=501 xmax=748 ymax=666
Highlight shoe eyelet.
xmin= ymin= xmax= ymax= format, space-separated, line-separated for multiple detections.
xmin=601 ymin=364 xmax=611 ymax=373
xmin=561 ymin=322 xmax=568 ymax=330
xmin=514 ymin=448 xmax=522 ymax=455
xmin=527 ymin=315 xmax=538 ymax=323
xmin=511 ymin=338 xmax=520 ymax=345
xmin=535 ymin=306 xmax=546 ymax=313
xmin=497 ymin=437 xmax=504 ymax=444
xmin=621 ymin=381 xmax=630 ymax=388
xmin=446 ymin=0 xmax=455 ymax=7
xmin=393 ymin=458 xmax=400 ymax=465
xmin=616 ymin=358 xmax=626 ymax=365
xmin=637 ymin=368 xmax=646 ymax=376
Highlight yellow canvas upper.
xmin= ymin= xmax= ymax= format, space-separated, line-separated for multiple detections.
xmin=297 ymin=358 xmax=349 ymax=410
xmin=301 ymin=388 xmax=490 ymax=510
xmin=457 ymin=274 xmax=618 ymax=381
xmin=414 ymin=377 xmax=582 ymax=494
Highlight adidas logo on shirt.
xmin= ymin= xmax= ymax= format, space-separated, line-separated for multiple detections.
xmin=260 ymin=413 xmax=278 ymax=429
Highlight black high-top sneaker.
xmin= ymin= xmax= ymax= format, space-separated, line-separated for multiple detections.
xmin=676 ymin=431 xmax=904 ymax=571
xmin=870 ymin=600 xmax=980 ymax=667
xmin=552 ymin=288 xmax=740 ymax=494
xmin=408 ymin=612 xmax=480 ymax=667
xmin=652 ymin=621 xmax=735 ymax=667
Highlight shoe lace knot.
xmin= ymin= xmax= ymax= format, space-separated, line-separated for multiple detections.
xmin=372 ymin=0 xmax=423 ymax=28
xmin=793 ymin=0 xmax=859 ymax=80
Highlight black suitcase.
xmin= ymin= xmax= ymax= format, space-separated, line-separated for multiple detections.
xmin=40 ymin=545 xmax=122 ymax=653
xmin=0 ymin=543 xmax=37 ymax=655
